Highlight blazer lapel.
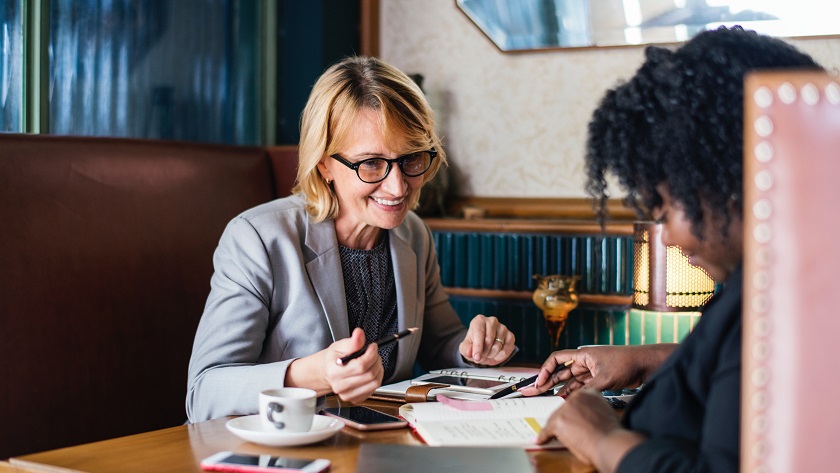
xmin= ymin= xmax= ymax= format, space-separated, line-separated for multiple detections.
xmin=390 ymin=224 xmax=421 ymax=373
xmin=304 ymin=217 xmax=350 ymax=342
xmin=302 ymin=217 xmax=421 ymax=377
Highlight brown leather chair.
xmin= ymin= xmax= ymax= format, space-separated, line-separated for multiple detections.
xmin=742 ymin=71 xmax=840 ymax=471
xmin=0 ymin=134 xmax=295 ymax=458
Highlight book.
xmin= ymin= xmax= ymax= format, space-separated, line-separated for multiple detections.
xmin=438 ymin=232 xmax=453 ymax=287
xmin=453 ymin=233 xmax=467 ymax=288
xmin=467 ymin=233 xmax=480 ymax=288
xmin=493 ymin=234 xmax=507 ymax=289
xmin=399 ymin=396 xmax=565 ymax=449
xmin=355 ymin=444 xmax=533 ymax=473
xmin=523 ymin=235 xmax=535 ymax=290
xmin=508 ymin=235 xmax=521 ymax=290
xmin=479 ymin=233 xmax=494 ymax=289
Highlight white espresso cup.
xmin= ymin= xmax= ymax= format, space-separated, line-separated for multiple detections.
xmin=258 ymin=388 xmax=317 ymax=432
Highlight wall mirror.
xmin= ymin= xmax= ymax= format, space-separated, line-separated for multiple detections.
xmin=456 ymin=0 xmax=838 ymax=51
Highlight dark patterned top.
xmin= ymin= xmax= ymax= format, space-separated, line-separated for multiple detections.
xmin=339 ymin=234 xmax=398 ymax=379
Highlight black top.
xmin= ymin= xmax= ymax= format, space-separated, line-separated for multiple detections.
xmin=618 ymin=265 xmax=742 ymax=473
xmin=339 ymin=234 xmax=399 ymax=379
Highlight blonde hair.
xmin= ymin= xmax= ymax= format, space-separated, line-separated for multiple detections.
xmin=292 ymin=56 xmax=446 ymax=222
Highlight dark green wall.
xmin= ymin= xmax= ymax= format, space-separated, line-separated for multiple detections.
xmin=276 ymin=0 xmax=360 ymax=144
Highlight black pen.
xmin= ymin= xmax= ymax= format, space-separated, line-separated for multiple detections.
xmin=337 ymin=327 xmax=418 ymax=366
xmin=488 ymin=359 xmax=574 ymax=399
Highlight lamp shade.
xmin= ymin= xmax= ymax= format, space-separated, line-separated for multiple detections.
xmin=632 ymin=221 xmax=715 ymax=311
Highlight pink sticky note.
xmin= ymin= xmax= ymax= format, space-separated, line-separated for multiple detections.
xmin=436 ymin=394 xmax=493 ymax=411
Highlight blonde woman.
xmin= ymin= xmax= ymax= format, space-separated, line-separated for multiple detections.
xmin=187 ymin=57 xmax=515 ymax=422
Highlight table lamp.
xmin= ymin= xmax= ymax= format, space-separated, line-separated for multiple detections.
xmin=632 ymin=221 xmax=715 ymax=312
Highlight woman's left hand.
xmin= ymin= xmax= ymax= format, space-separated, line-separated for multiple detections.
xmin=459 ymin=314 xmax=515 ymax=365
xmin=536 ymin=388 xmax=644 ymax=472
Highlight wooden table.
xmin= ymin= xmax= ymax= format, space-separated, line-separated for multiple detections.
xmin=10 ymin=399 xmax=595 ymax=473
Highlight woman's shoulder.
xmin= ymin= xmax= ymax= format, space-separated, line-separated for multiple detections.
xmin=222 ymin=195 xmax=316 ymax=240
xmin=238 ymin=194 xmax=307 ymax=220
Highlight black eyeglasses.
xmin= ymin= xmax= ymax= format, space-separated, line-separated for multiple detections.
xmin=330 ymin=149 xmax=437 ymax=184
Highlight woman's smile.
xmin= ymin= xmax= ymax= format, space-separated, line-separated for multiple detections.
xmin=370 ymin=195 xmax=406 ymax=207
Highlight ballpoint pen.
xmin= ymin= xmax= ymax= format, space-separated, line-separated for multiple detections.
xmin=337 ymin=327 xmax=418 ymax=365
xmin=488 ymin=359 xmax=574 ymax=400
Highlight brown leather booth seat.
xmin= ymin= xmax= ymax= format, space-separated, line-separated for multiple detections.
xmin=0 ymin=134 xmax=297 ymax=459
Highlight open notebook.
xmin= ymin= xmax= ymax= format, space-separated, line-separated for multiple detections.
xmin=399 ymin=395 xmax=565 ymax=449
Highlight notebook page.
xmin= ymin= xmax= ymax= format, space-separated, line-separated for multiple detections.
xmin=400 ymin=396 xmax=564 ymax=424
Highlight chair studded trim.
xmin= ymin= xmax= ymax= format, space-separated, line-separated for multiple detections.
xmin=741 ymin=71 xmax=840 ymax=473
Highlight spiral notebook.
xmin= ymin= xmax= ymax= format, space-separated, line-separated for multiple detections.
xmin=372 ymin=366 xmax=539 ymax=401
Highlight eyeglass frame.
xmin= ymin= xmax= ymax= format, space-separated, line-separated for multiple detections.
xmin=329 ymin=148 xmax=437 ymax=184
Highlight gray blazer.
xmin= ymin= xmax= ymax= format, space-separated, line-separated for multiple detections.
xmin=186 ymin=195 xmax=469 ymax=422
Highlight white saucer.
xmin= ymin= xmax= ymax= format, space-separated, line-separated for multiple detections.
xmin=226 ymin=414 xmax=344 ymax=447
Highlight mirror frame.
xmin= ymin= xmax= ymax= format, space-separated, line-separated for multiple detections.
xmin=456 ymin=0 xmax=840 ymax=52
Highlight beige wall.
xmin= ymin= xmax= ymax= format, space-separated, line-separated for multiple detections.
xmin=380 ymin=0 xmax=840 ymax=198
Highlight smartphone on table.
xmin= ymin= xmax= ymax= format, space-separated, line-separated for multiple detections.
xmin=320 ymin=406 xmax=407 ymax=430
xmin=200 ymin=452 xmax=330 ymax=473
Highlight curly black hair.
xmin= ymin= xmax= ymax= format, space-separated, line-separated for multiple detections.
xmin=585 ymin=26 xmax=822 ymax=238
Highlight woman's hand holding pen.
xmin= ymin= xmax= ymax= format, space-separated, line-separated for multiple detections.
xmin=520 ymin=344 xmax=677 ymax=397
xmin=325 ymin=328 xmax=384 ymax=403
xmin=459 ymin=314 xmax=515 ymax=366
xmin=285 ymin=328 xmax=384 ymax=404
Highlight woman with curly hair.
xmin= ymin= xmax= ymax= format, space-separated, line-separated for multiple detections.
xmin=520 ymin=27 xmax=822 ymax=472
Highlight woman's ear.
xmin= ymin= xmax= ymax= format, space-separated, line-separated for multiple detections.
xmin=317 ymin=159 xmax=332 ymax=184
